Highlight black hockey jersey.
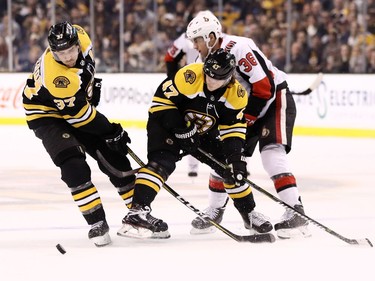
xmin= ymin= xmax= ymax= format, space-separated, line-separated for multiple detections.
xmin=22 ymin=25 xmax=113 ymax=136
xmin=150 ymin=63 xmax=247 ymax=143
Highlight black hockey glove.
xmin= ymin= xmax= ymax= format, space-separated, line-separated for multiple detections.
xmin=105 ymin=123 xmax=131 ymax=155
xmin=225 ymin=153 xmax=247 ymax=186
xmin=90 ymin=78 xmax=102 ymax=107
xmin=173 ymin=122 xmax=200 ymax=154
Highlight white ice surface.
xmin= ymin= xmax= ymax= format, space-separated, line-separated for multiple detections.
xmin=0 ymin=126 xmax=374 ymax=281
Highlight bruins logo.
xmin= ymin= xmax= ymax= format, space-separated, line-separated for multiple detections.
xmin=212 ymin=63 xmax=221 ymax=70
xmin=184 ymin=110 xmax=216 ymax=133
xmin=53 ymin=76 xmax=70 ymax=88
xmin=184 ymin=69 xmax=196 ymax=84
xmin=237 ymin=85 xmax=246 ymax=98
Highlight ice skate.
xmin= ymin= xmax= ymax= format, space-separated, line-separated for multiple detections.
xmin=117 ymin=204 xmax=170 ymax=239
xmin=88 ymin=220 xmax=112 ymax=247
xmin=190 ymin=197 xmax=229 ymax=234
xmin=274 ymin=204 xmax=311 ymax=239
xmin=190 ymin=206 xmax=226 ymax=234
xmin=240 ymin=210 xmax=273 ymax=234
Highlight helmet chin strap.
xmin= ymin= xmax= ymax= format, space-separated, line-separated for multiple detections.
xmin=51 ymin=50 xmax=62 ymax=62
xmin=204 ymin=37 xmax=220 ymax=60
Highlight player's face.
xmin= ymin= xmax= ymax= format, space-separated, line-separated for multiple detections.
xmin=205 ymin=75 xmax=229 ymax=91
xmin=192 ymin=37 xmax=209 ymax=59
xmin=54 ymin=45 xmax=80 ymax=67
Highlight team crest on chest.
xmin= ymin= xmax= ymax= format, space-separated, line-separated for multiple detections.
xmin=53 ymin=76 xmax=70 ymax=88
xmin=237 ymin=85 xmax=246 ymax=98
xmin=184 ymin=69 xmax=196 ymax=84
xmin=185 ymin=110 xmax=216 ymax=133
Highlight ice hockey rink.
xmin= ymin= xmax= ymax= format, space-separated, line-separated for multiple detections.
xmin=0 ymin=126 xmax=374 ymax=281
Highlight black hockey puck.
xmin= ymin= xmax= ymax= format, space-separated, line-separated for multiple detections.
xmin=56 ymin=244 xmax=66 ymax=255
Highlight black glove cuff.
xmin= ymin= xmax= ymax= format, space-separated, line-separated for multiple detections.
xmin=105 ymin=123 xmax=122 ymax=139
xmin=105 ymin=123 xmax=131 ymax=144
xmin=226 ymin=153 xmax=246 ymax=164
xmin=106 ymin=130 xmax=125 ymax=144
xmin=174 ymin=123 xmax=197 ymax=140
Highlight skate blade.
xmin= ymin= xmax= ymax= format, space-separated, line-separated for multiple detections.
xmin=117 ymin=224 xmax=153 ymax=239
xmin=151 ymin=230 xmax=171 ymax=239
xmin=90 ymin=232 xmax=112 ymax=247
xmin=190 ymin=226 xmax=217 ymax=235
xmin=277 ymin=225 xmax=312 ymax=239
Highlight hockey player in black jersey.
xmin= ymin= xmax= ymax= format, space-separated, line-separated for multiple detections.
xmin=117 ymin=49 xmax=273 ymax=239
xmin=22 ymin=22 xmax=135 ymax=247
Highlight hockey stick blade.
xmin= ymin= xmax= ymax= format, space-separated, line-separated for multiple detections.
xmin=197 ymin=148 xmax=373 ymax=248
xmin=96 ymin=150 xmax=140 ymax=177
xmin=292 ymin=72 xmax=323 ymax=96
xmin=126 ymin=146 xmax=275 ymax=244
xmin=347 ymin=238 xmax=373 ymax=247
xmin=239 ymin=233 xmax=275 ymax=243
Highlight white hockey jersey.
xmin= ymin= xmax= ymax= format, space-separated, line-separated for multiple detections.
xmin=166 ymin=32 xmax=199 ymax=64
xmin=220 ymin=34 xmax=288 ymax=119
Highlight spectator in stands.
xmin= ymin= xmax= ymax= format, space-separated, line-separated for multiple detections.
xmin=0 ymin=14 xmax=22 ymax=70
xmin=1 ymin=0 xmax=375 ymax=73
xmin=337 ymin=43 xmax=351 ymax=73
xmin=322 ymin=29 xmax=341 ymax=71
xmin=17 ymin=34 xmax=42 ymax=72
xmin=270 ymin=46 xmax=286 ymax=70
xmin=289 ymin=41 xmax=310 ymax=73
xmin=307 ymin=34 xmax=324 ymax=73
xmin=0 ymin=35 xmax=8 ymax=70
xmin=349 ymin=44 xmax=366 ymax=73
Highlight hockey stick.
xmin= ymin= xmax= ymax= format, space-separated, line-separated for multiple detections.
xmin=197 ymin=147 xmax=373 ymax=247
xmin=292 ymin=72 xmax=323 ymax=96
xmin=126 ymin=146 xmax=275 ymax=243
xmin=96 ymin=150 xmax=140 ymax=177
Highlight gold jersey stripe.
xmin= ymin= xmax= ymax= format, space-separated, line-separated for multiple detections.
xmin=135 ymin=178 xmax=161 ymax=193
xmin=79 ymin=198 xmax=102 ymax=212
xmin=119 ymin=189 xmax=134 ymax=200
xmin=220 ymin=132 xmax=246 ymax=140
xmin=25 ymin=113 xmax=64 ymax=122
xmin=73 ymin=187 xmax=97 ymax=200
xmin=149 ymin=105 xmax=177 ymax=113
xmin=152 ymin=96 xmax=175 ymax=105
xmin=227 ymin=188 xmax=252 ymax=199
xmin=71 ymin=108 xmax=97 ymax=128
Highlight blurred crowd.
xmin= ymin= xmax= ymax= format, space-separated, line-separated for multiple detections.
xmin=1 ymin=0 xmax=375 ymax=73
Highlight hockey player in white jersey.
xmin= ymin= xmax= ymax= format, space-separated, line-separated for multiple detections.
xmin=186 ymin=11 xmax=312 ymax=239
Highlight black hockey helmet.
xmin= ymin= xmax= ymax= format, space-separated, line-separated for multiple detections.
xmin=203 ymin=48 xmax=236 ymax=80
xmin=48 ymin=21 xmax=79 ymax=52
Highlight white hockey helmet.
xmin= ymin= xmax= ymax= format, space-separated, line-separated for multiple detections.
xmin=186 ymin=10 xmax=222 ymax=44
